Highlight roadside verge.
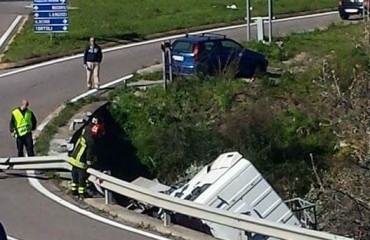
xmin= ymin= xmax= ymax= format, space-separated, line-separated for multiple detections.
xmin=30 ymin=71 xmax=214 ymax=240
xmin=0 ymin=9 xmax=336 ymax=70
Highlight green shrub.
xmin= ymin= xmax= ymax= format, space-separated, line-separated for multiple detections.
xmin=108 ymin=78 xmax=243 ymax=182
xmin=245 ymin=41 xmax=290 ymax=62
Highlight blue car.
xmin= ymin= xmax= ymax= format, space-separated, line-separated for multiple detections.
xmin=170 ymin=33 xmax=268 ymax=78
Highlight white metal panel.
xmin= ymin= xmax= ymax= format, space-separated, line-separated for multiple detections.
xmin=210 ymin=152 xmax=243 ymax=170
xmin=194 ymin=160 xmax=251 ymax=204
xmin=171 ymin=152 xmax=302 ymax=240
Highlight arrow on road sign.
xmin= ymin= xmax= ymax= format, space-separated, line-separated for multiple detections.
xmin=34 ymin=13 xmax=39 ymax=18
xmin=33 ymin=5 xmax=39 ymax=11
xmin=63 ymin=26 xmax=68 ymax=31
xmin=63 ymin=19 xmax=68 ymax=24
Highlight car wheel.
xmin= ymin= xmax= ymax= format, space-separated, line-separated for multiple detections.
xmin=254 ymin=64 xmax=266 ymax=77
xmin=340 ymin=13 xmax=349 ymax=20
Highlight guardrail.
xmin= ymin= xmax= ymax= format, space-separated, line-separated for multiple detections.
xmin=0 ymin=156 xmax=71 ymax=171
xmin=87 ymin=169 xmax=353 ymax=240
xmin=0 ymin=156 xmax=353 ymax=240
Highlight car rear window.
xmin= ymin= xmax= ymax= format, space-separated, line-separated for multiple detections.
xmin=172 ymin=41 xmax=193 ymax=53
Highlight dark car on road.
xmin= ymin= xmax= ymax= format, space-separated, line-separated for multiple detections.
xmin=170 ymin=33 xmax=268 ymax=78
xmin=338 ymin=0 xmax=364 ymax=20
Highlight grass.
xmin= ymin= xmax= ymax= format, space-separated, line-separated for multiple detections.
xmin=104 ymin=22 xmax=367 ymax=192
xmin=245 ymin=22 xmax=366 ymax=79
xmin=35 ymin=96 xmax=98 ymax=155
xmin=2 ymin=0 xmax=337 ymax=62
xmin=134 ymin=71 xmax=164 ymax=81
xmin=134 ymin=23 xmax=365 ymax=84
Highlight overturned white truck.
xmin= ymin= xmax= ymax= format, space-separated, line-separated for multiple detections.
xmin=130 ymin=151 xmax=316 ymax=240
xmin=168 ymin=152 xmax=302 ymax=240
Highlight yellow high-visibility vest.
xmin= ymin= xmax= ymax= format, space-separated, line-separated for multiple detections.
xmin=12 ymin=109 xmax=32 ymax=137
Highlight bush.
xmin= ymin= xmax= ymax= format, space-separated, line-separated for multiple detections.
xmin=245 ymin=41 xmax=291 ymax=62
xmin=218 ymin=97 xmax=335 ymax=197
xmin=108 ymin=74 xmax=336 ymax=197
xmin=109 ymin=78 xmax=243 ymax=182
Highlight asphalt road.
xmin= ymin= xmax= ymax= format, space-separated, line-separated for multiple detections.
xmin=0 ymin=1 xmax=30 ymax=40
xmin=0 ymin=11 xmax=341 ymax=240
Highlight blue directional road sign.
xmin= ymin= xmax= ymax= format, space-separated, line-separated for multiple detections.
xmin=33 ymin=0 xmax=67 ymax=4
xmin=33 ymin=11 xmax=68 ymax=18
xmin=34 ymin=18 xmax=68 ymax=25
xmin=33 ymin=0 xmax=69 ymax=34
xmin=33 ymin=4 xmax=68 ymax=11
xmin=34 ymin=25 xmax=68 ymax=32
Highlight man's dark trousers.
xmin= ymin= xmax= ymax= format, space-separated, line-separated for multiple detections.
xmin=71 ymin=166 xmax=87 ymax=196
xmin=16 ymin=132 xmax=34 ymax=157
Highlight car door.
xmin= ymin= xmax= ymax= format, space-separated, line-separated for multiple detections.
xmin=196 ymin=41 xmax=219 ymax=75
xmin=218 ymin=39 xmax=244 ymax=75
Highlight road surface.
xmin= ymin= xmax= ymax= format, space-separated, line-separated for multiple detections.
xmin=0 ymin=1 xmax=30 ymax=45
xmin=0 ymin=11 xmax=341 ymax=240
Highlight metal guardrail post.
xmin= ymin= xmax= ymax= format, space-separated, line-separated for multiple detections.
xmin=256 ymin=17 xmax=264 ymax=41
xmin=163 ymin=210 xmax=171 ymax=227
xmin=103 ymin=170 xmax=113 ymax=205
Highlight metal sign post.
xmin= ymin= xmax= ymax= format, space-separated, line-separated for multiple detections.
xmin=246 ymin=0 xmax=251 ymax=41
xmin=168 ymin=40 xmax=173 ymax=83
xmin=268 ymin=0 xmax=273 ymax=43
xmin=161 ymin=41 xmax=172 ymax=90
xmin=161 ymin=41 xmax=167 ymax=90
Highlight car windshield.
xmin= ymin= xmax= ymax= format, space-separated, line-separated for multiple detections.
xmin=172 ymin=41 xmax=193 ymax=53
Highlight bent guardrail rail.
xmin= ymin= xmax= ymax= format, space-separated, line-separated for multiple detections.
xmin=0 ymin=156 xmax=354 ymax=240
xmin=87 ymin=168 xmax=353 ymax=240
xmin=0 ymin=156 xmax=71 ymax=171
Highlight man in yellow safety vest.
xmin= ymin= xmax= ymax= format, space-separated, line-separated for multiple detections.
xmin=9 ymin=99 xmax=37 ymax=157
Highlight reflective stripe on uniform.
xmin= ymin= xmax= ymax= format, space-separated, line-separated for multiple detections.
xmin=68 ymin=157 xmax=87 ymax=169
xmin=68 ymin=135 xmax=88 ymax=169
xmin=78 ymin=187 xmax=85 ymax=194
xmin=70 ymin=182 xmax=77 ymax=191
xmin=12 ymin=109 xmax=32 ymax=137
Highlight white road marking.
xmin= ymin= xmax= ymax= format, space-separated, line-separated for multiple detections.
xmin=7 ymin=236 xmax=21 ymax=240
xmin=0 ymin=11 xmax=337 ymax=79
xmin=27 ymin=170 xmax=171 ymax=240
xmin=0 ymin=15 xmax=23 ymax=50
xmin=69 ymin=74 xmax=133 ymax=103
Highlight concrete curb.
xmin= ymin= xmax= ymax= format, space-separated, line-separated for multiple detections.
xmin=0 ymin=8 xmax=336 ymax=70
xmin=34 ymin=104 xmax=66 ymax=139
xmin=84 ymin=198 xmax=216 ymax=240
